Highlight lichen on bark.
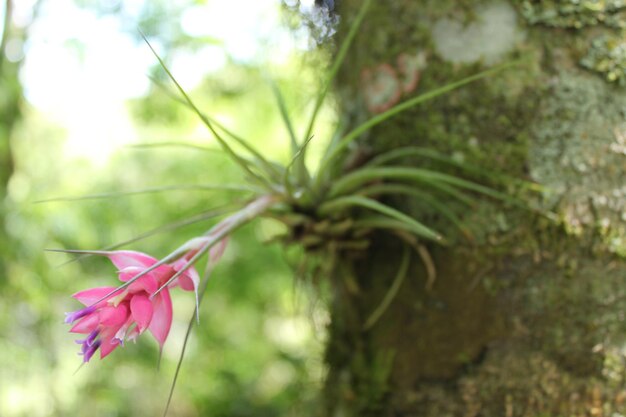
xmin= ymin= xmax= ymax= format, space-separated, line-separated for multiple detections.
xmin=517 ymin=0 xmax=626 ymax=29
xmin=529 ymin=71 xmax=626 ymax=256
xmin=514 ymin=0 xmax=626 ymax=85
xmin=580 ymin=34 xmax=626 ymax=86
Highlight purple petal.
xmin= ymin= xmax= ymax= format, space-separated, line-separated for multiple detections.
xmin=75 ymin=329 xmax=99 ymax=346
xmin=82 ymin=339 xmax=101 ymax=362
xmin=64 ymin=305 xmax=96 ymax=324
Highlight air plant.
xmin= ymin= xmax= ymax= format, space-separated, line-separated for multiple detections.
xmin=53 ymin=0 xmax=523 ymax=413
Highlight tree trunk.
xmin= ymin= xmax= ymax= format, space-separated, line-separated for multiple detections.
xmin=323 ymin=1 xmax=626 ymax=416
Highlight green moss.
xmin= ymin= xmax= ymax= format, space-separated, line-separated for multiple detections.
xmin=580 ymin=34 xmax=626 ymax=85
xmin=518 ymin=0 xmax=626 ymax=29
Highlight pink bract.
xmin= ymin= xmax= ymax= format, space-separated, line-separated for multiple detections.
xmin=64 ymin=250 xmax=199 ymax=362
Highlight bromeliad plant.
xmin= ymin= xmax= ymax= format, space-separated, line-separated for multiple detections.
xmin=56 ymin=0 xmax=521 ymax=411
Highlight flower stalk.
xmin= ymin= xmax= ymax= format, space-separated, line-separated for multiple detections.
xmin=62 ymin=194 xmax=280 ymax=362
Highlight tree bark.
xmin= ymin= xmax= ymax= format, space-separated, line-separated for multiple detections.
xmin=324 ymin=1 xmax=626 ymax=416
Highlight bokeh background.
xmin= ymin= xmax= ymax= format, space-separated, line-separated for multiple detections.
xmin=0 ymin=1 xmax=336 ymax=415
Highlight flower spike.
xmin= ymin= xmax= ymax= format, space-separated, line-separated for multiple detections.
xmin=64 ymin=250 xmax=200 ymax=361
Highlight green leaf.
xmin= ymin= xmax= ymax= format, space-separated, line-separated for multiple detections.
xmin=359 ymin=183 xmax=468 ymax=234
xmin=268 ymin=78 xmax=298 ymax=154
xmin=285 ymin=135 xmax=315 ymax=174
xmin=353 ymin=216 xmax=420 ymax=232
xmin=329 ymin=166 xmax=440 ymax=197
xmin=148 ymin=74 xmax=284 ymax=181
xmin=162 ymin=261 xmax=214 ymax=417
xmin=363 ymin=245 xmax=410 ymax=330
xmin=318 ymin=195 xmax=442 ymax=242
xmin=53 ymin=206 xmax=235 ymax=267
xmin=329 ymin=166 xmax=518 ymax=206
xmin=149 ymin=73 xmax=280 ymax=178
xmin=283 ymin=134 xmax=315 ymax=200
xmin=128 ymin=142 xmax=222 ymax=153
xmin=302 ymin=0 xmax=373 ymax=148
xmin=206 ymin=115 xmax=284 ymax=180
xmin=365 ymin=146 xmax=492 ymax=176
xmin=314 ymin=117 xmax=349 ymax=187
xmin=141 ymin=33 xmax=275 ymax=190
xmin=34 ymin=184 xmax=258 ymax=204
xmin=365 ymin=146 xmax=535 ymax=189
xmin=268 ymin=77 xmax=311 ymax=187
xmin=318 ymin=60 xmax=524 ymax=179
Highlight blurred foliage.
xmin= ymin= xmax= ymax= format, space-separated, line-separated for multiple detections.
xmin=0 ymin=1 xmax=332 ymax=416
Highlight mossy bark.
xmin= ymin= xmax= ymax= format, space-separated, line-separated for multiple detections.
xmin=323 ymin=1 xmax=626 ymax=416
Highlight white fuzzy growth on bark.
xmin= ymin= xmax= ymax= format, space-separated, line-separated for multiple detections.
xmin=431 ymin=1 xmax=525 ymax=64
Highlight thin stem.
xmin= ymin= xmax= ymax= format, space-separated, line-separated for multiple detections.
xmin=152 ymin=194 xmax=280 ymax=297
xmin=128 ymin=142 xmax=221 ymax=153
xmin=54 ymin=206 xmax=235 ymax=268
xmin=34 ymin=184 xmax=257 ymax=204
xmin=141 ymin=34 xmax=275 ymax=190
xmin=269 ymin=77 xmax=299 ymax=154
xmin=162 ymin=260 xmax=214 ymax=417
xmin=268 ymin=77 xmax=311 ymax=187
xmin=147 ymin=75 xmax=283 ymax=180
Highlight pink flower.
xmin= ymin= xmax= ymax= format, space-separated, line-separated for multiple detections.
xmin=65 ymin=251 xmax=199 ymax=362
